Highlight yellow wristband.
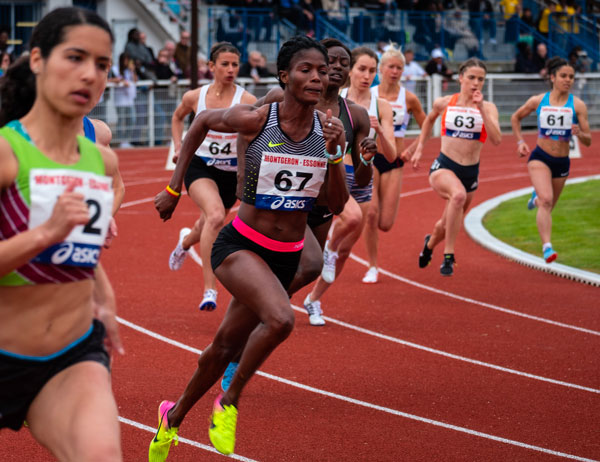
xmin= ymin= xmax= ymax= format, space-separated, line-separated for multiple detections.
xmin=165 ymin=185 xmax=181 ymax=197
xmin=328 ymin=156 xmax=343 ymax=165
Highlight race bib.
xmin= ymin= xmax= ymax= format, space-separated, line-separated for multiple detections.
xmin=29 ymin=169 xmax=114 ymax=267
xmin=444 ymin=106 xmax=483 ymax=140
xmin=196 ymin=131 xmax=238 ymax=171
xmin=539 ymin=106 xmax=573 ymax=140
xmin=255 ymin=152 xmax=327 ymax=211
xmin=391 ymin=102 xmax=407 ymax=128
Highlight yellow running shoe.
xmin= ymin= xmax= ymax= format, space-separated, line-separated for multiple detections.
xmin=208 ymin=394 xmax=238 ymax=455
xmin=148 ymin=400 xmax=179 ymax=462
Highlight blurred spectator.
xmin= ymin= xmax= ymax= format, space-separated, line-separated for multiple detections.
xmin=175 ymin=30 xmax=191 ymax=78
xmin=278 ymin=0 xmax=316 ymax=35
xmin=153 ymin=48 xmax=178 ymax=146
xmin=124 ymin=28 xmax=154 ymax=78
xmin=514 ymin=42 xmax=537 ymax=73
xmin=532 ymin=42 xmax=548 ymax=76
xmin=155 ymin=48 xmax=178 ymax=81
xmin=163 ymin=40 xmax=183 ymax=78
xmin=537 ymin=0 xmax=555 ymax=38
xmin=425 ymin=48 xmax=452 ymax=91
xmin=555 ymin=0 xmax=579 ymax=33
xmin=0 ymin=51 xmax=12 ymax=76
xmin=402 ymin=48 xmax=425 ymax=94
xmin=568 ymin=46 xmax=590 ymax=99
xmin=321 ymin=0 xmax=348 ymax=31
xmin=444 ymin=9 xmax=481 ymax=58
xmin=217 ymin=10 xmax=250 ymax=49
xmin=500 ymin=0 xmax=521 ymax=43
xmin=468 ymin=0 xmax=497 ymax=45
xmin=239 ymin=50 xmax=274 ymax=81
xmin=197 ymin=53 xmax=214 ymax=80
xmin=139 ymin=32 xmax=156 ymax=70
xmin=0 ymin=26 xmax=15 ymax=61
xmin=110 ymin=53 xmax=137 ymax=148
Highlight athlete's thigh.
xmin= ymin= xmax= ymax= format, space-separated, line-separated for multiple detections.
xmin=311 ymin=219 xmax=333 ymax=249
xmin=378 ymin=167 xmax=403 ymax=213
xmin=27 ymin=362 xmax=120 ymax=461
xmin=189 ymin=178 xmax=225 ymax=215
xmin=214 ymin=250 xmax=293 ymax=323
xmin=339 ymin=195 xmax=362 ymax=229
xmin=369 ymin=168 xmax=381 ymax=212
xmin=212 ymin=297 xmax=262 ymax=350
xmin=462 ymin=190 xmax=476 ymax=213
xmin=551 ymin=176 xmax=568 ymax=208
xmin=527 ymin=160 xmax=553 ymax=200
xmin=429 ymin=168 xmax=465 ymax=199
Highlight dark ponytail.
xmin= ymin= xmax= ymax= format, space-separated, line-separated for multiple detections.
xmin=0 ymin=7 xmax=113 ymax=127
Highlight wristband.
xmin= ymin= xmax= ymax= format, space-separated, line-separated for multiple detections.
xmin=324 ymin=145 xmax=343 ymax=161
xmin=165 ymin=185 xmax=181 ymax=197
xmin=517 ymin=140 xmax=525 ymax=145
xmin=360 ymin=152 xmax=374 ymax=166
xmin=328 ymin=156 xmax=343 ymax=165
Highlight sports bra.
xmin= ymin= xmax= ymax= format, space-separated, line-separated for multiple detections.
xmin=441 ymin=94 xmax=487 ymax=143
xmin=194 ymin=84 xmax=244 ymax=171
xmin=536 ymin=92 xmax=578 ymax=142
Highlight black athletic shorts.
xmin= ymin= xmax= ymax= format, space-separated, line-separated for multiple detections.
xmin=307 ymin=205 xmax=334 ymax=230
xmin=373 ymin=152 xmax=404 ymax=174
xmin=0 ymin=320 xmax=109 ymax=431
xmin=211 ymin=222 xmax=302 ymax=291
xmin=429 ymin=152 xmax=480 ymax=193
xmin=184 ymin=155 xmax=238 ymax=209
xmin=528 ymin=145 xmax=570 ymax=178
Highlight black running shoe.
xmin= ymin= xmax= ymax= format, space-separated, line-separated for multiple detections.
xmin=440 ymin=254 xmax=455 ymax=276
xmin=418 ymin=234 xmax=433 ymax=268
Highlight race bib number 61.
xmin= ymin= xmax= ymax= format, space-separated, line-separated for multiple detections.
xmin=29 ymin=168 xmax=114 ymax=267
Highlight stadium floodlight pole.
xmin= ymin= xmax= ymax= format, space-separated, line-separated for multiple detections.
xmin=190 ymin=0 xmax=198 ymax=90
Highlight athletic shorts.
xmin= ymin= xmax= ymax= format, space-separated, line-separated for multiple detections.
xmin=429 ymin=153 xmax=480 ymax=193
xmin=307 ymin=205 xmax=334 ymax=230
xmin=528 ymin=145 xmax=570 ymax=178
xmin=373 ymin=152 xmax=404 ymax=174
xmin=345 ymin=164 xmax=372 ymax=203
xmin=184 ymin=155 xmax=238 ymax=209
xmin=211 ymin=218 xmax=303 ymax=291
xmin=0 ymin=320 xmax=109 ymax=431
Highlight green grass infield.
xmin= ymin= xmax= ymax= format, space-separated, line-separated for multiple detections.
xmin=483 ymin=179 xmax=600 ymax=274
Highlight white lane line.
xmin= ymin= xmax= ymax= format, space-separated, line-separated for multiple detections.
xmin=348 ymin=253 xmax=600 ymax=337
xmin=116 ymin=317 xmax=598 ymax=462
xmin=118 ymin=416 xmax=258 ymax=462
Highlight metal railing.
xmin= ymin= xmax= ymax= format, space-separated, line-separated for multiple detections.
xmin=93 ymin=73 xmax=600 ymax=147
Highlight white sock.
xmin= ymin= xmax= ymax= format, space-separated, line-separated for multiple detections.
xmin=542 ymin=242 xmax=552 ymax=251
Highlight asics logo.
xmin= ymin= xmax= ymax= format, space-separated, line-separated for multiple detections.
xmin=51 ymin=242 xmax=74 ymax=265
xmin=268 ymin=141 xmax=285 ymax=148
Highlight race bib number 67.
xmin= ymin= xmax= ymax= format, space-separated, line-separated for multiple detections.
xmin=29 ymin=168 xmax=114 ymax=267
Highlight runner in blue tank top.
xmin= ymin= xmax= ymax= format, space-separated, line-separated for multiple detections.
xmin=511 ymin=57 xmax=591 ymax=263
xmin=151 ymin=36 xmax=348 ymax=459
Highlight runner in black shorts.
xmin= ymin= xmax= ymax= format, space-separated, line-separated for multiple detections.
xmin=152 ymin=35 xmax=348 ymax=459
xmin=167 ymin=42 xmax=256 ymax=312
xmin=408 ymin=58 xmax=501 ymax=276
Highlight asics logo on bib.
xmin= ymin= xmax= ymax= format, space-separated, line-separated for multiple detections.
xmin=270 ymin=196 xmax=306 ymax=210
xmin=451 ymin=130 xmax=474 ymax=139
xmin=268 ymin=141 xmax=285 ymax=148
xmin=49 ymin=242 xmax=100 ymax=266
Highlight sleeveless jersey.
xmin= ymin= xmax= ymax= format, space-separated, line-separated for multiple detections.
xmin=194 ymin=84 xmax=244 ymax=171
xmin=371 ymin=85 xmax=410 ymax=138
xmin=338 ymin=96 xmax=354 ymax=155
xmin=83 ymin=116 xmax=96 ymax=142
xmin=340 ymin=88 xmax=378 ymax=138
xmin=243 ymin=103 xmax=327 ymax=212
xmin=441 ymin=94 xmax=487 ymax=143
xmin=0 ymin=121 xmax=113 ymax=286
xmin=536 ymin=92 xmax=578 ymax=142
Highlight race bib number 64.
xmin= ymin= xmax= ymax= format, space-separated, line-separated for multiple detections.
xmin=29 ymin=168 xmax=114 ymax=267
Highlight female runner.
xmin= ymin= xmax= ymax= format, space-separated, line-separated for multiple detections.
xmin=409 ymin=58 xmax=501 ymax=276
xmin=167 ymin=42 xmax=256 ymax=311
xmin=511 ymin=56 xmax=591 ymax=263
xmin=302 ymin=45 xmax=395 ymax=321
xmin=361 ymin=45 xmax=426 ymax=283
xmin=0 ymin=7 xmax=122 ymax=460
xmin=150 ymin=36 xmax=348 ymax=459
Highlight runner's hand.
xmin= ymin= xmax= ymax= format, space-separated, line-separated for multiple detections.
xmin=154 ymin=189 xmax=180 ymax=221
xmin=41 ymin=181 xmax=90 ymax=244
xmin=322 ymin=109 xmax=343 ymax=154
xmin=359 ymin=137 xmax=376 ymax=162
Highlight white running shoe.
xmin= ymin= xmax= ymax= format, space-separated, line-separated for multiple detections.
xmin=199 ymin=289 xmax=218 ymax=311
xmin=321 ymin=240 xmax=339 ymax=284
xmin=169 ymin=227 xmax=191 ymax=271
xmin=303 ymin=294 xmax=325 ymax=326
xmin=362 ymin=266 xmax=378 ymax=284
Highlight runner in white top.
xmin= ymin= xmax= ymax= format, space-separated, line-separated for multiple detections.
xmin=167 ymin=42 xmax=256 ymax=311
xmin=361 ymin=45 xmax=426 ymax=284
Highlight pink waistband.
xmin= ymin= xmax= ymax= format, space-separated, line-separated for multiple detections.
xmin=232 ymin=216 xmax=304 ymax=252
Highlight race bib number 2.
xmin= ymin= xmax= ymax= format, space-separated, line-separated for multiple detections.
xmin=29 ymin=168 xmax=114 ymax=267
xmin=255 ymin=152 xmax=327 ymax=211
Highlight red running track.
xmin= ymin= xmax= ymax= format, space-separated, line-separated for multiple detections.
xmin=3 ymin=134 xmax=600 ymax=462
